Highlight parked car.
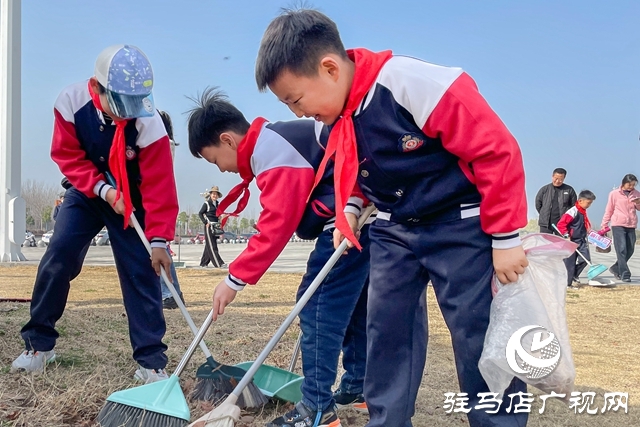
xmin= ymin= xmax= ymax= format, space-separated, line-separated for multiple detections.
xmin=189 ymin=233 xmax=205 ymax=244
xmin=240 ymin=233 xmax=256 ymax=242
xmin=42 ymin=230 xmax=54 ymax=246
xmin=95 ymin=228 xmax=110 ymax=246
xmin=219 ymin=232 xmax=237 ymax=244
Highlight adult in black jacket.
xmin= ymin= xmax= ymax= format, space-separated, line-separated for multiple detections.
xmin=199 ymin=186 xmax=225 ymax=268
xmin=535 ymin=168 xmax=577 ymax=234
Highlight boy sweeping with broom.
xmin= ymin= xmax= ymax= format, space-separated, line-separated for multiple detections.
xmin=11 ymin=44 xmax=178 ymax=383
xmin=556 ymin=190 xmax=596 ymax=288
xmin=187 ymin=88 xmax=372 ymax=427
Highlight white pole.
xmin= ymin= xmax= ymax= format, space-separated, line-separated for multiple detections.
xmin=0 ymin=0 xmax=26 ymax=262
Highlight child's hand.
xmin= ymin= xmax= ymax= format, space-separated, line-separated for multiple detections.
xmin=493 ymin=246 xmax=528 ymax=284
xmin=332 ymin=212 xmax=359 ymax=252
xmin=105 ymin=188 xmax=135 ymax=227
xmin=151 ymin=247 xmax=172 ymax=281
xmin=212 ymin=280 xmax=237 ymax=321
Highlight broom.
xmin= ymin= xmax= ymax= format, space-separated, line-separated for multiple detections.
xmin=97 ymin=310 xmax=216 ymax=427
xmin=189 ymin=205 xmax=376 ymax=427
xmin=105 ymin=172 xmax=266 ymax=408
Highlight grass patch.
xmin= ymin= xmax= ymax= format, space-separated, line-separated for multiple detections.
xmin=0 ymin=265 xmax=638 ymax=426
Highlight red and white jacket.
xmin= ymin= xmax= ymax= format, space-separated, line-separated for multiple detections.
xmin=51 ymin=80 xmax=178 ymax=245
xmin=225 ymin=120 xmax=365 ymax=290
xmin=350 ymin=55 xmax=527 ymax=248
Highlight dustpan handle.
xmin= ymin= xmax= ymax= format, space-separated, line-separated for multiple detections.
xmin=288 ymin=331 xmax=302 ymax=372
xmin=230 ymin=204 xmax=377 ymax=399
xmin=105 ymin=172 xmax=215 ymax=360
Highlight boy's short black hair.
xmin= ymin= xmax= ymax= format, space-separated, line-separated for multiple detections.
xmin=553 ymin=168 xmax=567 ymax=176
xmin=578 ymin=190 xmax=596 ymax=201
xmin=186 ymin=87 xmax=250 ymax=158
xmin=255 ymin=8 xmax=348 ymax=91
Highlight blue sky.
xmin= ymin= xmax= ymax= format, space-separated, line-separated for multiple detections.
xmin=20 ymin=0 xmax=640 ymax=223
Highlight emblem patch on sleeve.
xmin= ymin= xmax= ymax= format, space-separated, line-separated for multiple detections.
xmin=398 ymin=133 xmax=425 ymax=153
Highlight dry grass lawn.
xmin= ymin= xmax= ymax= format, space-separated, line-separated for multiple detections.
xmin=0 ymin=265 xmax=638 ymax=426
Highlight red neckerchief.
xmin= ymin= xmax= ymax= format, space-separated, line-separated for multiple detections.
xmin=575 ymin=202 xmax=591 ymax=231
xmin=88 ymin=81 xmax=132 ymax=229
xmin=313 ymin=48 xmax=393 ymax=250
xmin=216 ymin=117 xmax=268 ymax=226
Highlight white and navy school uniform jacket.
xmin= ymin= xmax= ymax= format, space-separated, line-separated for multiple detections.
xmin=225 ymin=120 xmax=367 ymax=290
xmin=51 ymin=80 xmax=178 ymax=245
xmin=556 ymin=206 xmax=588 ymax=241
xmin=351 ymin=56 xmax=527 ymax=248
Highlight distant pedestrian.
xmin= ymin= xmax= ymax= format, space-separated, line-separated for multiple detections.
xmin=535 ymin=168 xmax=577 ymax=234
xmin=199 ymin=187 xmax=226 ymax=268
xmin=601 ymin=174 xmax=640 ymax=282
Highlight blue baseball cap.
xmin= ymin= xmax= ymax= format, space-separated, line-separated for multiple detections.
xmin=94 ymin=44 xmax=155 ymax=119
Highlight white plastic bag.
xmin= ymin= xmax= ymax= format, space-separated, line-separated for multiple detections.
xmin=479 ymin=233 xmax=577 ymax=399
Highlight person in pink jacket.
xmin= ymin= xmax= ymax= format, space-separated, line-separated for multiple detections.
xmin=601 ymin=174 xmax=640 ymax=282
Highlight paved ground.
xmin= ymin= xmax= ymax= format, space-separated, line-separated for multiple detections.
xmin=17 ymin=240 xmax=317 ymax=273
xmin=13 ymin=238 xmax=640 ymax=285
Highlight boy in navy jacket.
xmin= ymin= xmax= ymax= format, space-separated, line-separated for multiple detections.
xmin=557 ymin=190 xmax=596 ymax=287
xmin=254 ymin=9 xmax=530 ymax=427
xmin=11 ymin=45 xmax=178 ymax=384
xmin=188 ymin=89 xmax=371 ymax=427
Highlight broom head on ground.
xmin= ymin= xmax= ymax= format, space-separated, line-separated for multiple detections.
xmin=97 ymin=375 xmax=189 ymax=427
xmin=192 ymin=356 xmax=268 ymax=409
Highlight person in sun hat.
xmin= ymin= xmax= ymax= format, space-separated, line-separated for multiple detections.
xmin=198 ymin=186 xmax=226 ymax=268
xmin=11 ymin=44 xmax=178 ymax=384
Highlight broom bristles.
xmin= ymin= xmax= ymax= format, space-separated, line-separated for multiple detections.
xmin=97 ymin=400 xmax=188 ymax=427
xmin=187 ymin=400 xmax=240 ymax=427
xmin=191 ymin=377 xmax=268 ymax=409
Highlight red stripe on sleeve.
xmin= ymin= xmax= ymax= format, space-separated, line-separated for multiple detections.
xmin=137 ymin=135 xmax=179 ymax=241
xmin=423 ymin=73 xmax=527 ymax=235
xmin=50 ymin=109 xmax=104 ymax=197
xmin=229 ymin=166 xmax=315 ymax=285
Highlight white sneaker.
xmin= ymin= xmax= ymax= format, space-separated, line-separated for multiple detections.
xmin=134 ymin=365 xmax=169 ymax=384
xmin=10 ymin=350 xmax=57 ymax=373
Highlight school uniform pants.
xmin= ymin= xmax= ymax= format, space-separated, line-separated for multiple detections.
xmin=563 ymin=238 xmax=589 ymax=285
xmin=297 ymin=226 xmax=370 ymax=412
xmin=365 ymin=215 xmax=528 ymax=427
xmin=20 ymin=187 xmax=168 ymax=370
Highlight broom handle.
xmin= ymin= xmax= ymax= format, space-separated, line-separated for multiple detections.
xmin=552 ymin=224 xmax=593 ymax=266
xmin=230 ymin=205 xmax=376 ymax=399
xmin=174 ymin=310 xmax=215 ymax=377
xmin=105 ymin=172 xmax=215 ymax=360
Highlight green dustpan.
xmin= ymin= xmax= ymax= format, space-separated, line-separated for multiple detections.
xmin=235 ymin=361 xmax=304 ymax=403
xmin=587 ymin=264 xmax=608 ymax=280
xmin=104 ymin=375 xmax=190 ymax=421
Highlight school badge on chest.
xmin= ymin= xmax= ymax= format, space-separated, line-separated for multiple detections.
xmin=125 ymin=146 xmax=136 ymax=160
xmin=398 ymin=133 xmax=425 ymax=153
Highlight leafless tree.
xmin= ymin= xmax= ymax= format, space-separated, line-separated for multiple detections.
xmin=21 ymin=179 xmax=59 ymax=231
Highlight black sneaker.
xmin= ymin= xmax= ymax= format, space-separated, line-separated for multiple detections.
xmin=162 ymin=293 xmax=185 ymax=310
xmin=266 ymin=402 xmax=341 ymax=427
xmin=333 ymin=389 xmax=368 ymax=413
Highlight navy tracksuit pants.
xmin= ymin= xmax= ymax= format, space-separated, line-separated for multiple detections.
xmin=297 ymin=226 xmax=370 ymax=412
xmin=563 ymin=238 xmax=589 ymax=285
xmin=365 ymin=215 xmax=528 ymax=427
xmin=20 ymin=187 xmax=168 ymax=370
